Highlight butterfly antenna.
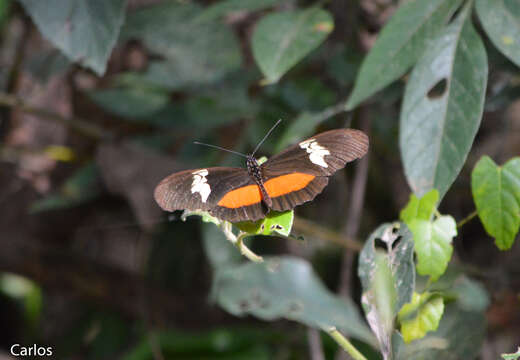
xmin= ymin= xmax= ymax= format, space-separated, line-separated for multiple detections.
xmin=193 ymin=141 xmax=248 ymax=158
xmin=252 ymin=119 xmax=282 ymax=156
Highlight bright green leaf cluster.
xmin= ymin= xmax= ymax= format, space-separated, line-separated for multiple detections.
xmin=398 ymin=292 xmax=444 ymax=343
xmin=235 ymin=210 xmax=294 ymax=237
xmin=400 ymin=190 xmax=456 ymax=281
xmin=471 ymin=156 xmax=520 ymax=250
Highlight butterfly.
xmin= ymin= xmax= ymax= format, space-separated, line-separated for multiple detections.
xmin=154 ymin=126 xmax=368 ymax=223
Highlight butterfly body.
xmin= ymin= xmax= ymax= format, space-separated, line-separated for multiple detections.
xmin=154 ymin=129 xmax=369 ymax=223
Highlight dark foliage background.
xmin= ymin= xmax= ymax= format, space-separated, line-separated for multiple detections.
xmin=0 ymin=0 xmax=519 ymax=359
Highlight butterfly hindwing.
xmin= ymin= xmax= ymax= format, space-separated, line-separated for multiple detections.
xmin=154 ymin=167 xmax=267 ymax=222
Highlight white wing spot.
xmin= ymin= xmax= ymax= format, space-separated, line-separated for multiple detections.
xmin=191 ymin=169 xmax=211 ymax=203
xmin=299 ymin=138 xmax=330 ymax=168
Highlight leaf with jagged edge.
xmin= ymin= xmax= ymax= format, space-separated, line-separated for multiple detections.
xmin=400 ymin=189 xmax=439 ymax=223
xmin=407 ymin=216 xmax=456 ymax=282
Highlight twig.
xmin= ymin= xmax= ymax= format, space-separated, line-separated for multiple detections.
xmin=307 ymin=329 xmax=326 ymax=360
xmin=221 ymin=221 xmax=263 ymax=263
xmin=293 ymin=216 xmax=363 ymax=251
xmin=327 ymin=327 xmax=368 ymax=360
xmin=338 ymin=115 xmax=371 ymax=296
xmin=0 ymin=92 xmax=113 ymax=140
xmin=457 ymin=210 xmax=478 ymax=228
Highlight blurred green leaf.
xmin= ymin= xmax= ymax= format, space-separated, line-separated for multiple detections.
xmin=30 ymin=163 xmax=101 ymax=212
xmin=88 ymin=87 xmax=169 ymax=120
xmin=19 ymin=0 xmax=126 ymax=75
xmin=346 ymin=0 xmax=463 ymax=109
xmin=399 ymin=4 xmax=487 ymax=198
xmin=476 ymin=0 xmax=520 ymax=67
xmin=0 ymin=274 xmax=42 ymax=331
xmin=212 ymin=256 xmax=376 ymax=345
xmin=471 ymin=156 xmax=520 ymax=250
xmin=358 ymin=223 xmax=415 ymax=358
xmin=278 ymin=77 xmax=336 ymax=111
xmin=408 ymin=216 xmax=456 ymax=282
xmin=326 ymin=45 xmax=363 ymax=88
xmin=198 ymin=0 xmax=283 ymax=21
xmin=124 ymin=328 xmax=280 ymax=360
xmin=88 ymin=313 xmax=132 ymax=360
xmin=252 ymin=7 xmax=333 ymax=84
xmin=202 ymin=222 xmax=243 ymax=270
xmin=0 ymin=0 xmax=11 ymax=28
xmin=122 ymin=1 xmax=241 ymax=89
xmin=398 ymin=292 xmax=444 ymax=343
xmin=24 ymin=49 xmax=71 ymax=83
xmin=400 ymin=190 xmax=439 ymax=224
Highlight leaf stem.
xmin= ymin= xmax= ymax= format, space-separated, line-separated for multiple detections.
xmin=221 ymin=222 xmax=263 ymax=263
xmin=456 ymin=210 xmax=478 ymax=228
xmin=326 ymin=327 xmax=367 ymax=360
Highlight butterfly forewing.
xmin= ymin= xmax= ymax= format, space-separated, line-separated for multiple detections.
xmin=154 ymin=167 xmax=267 ymax=222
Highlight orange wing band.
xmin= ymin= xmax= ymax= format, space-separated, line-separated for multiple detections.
xmin=265 ymin=173 xmax=315 ymax=198
xmin=217 ymin=173 xmax=315 ymax=209
xmin=218 ymin=184 xmax=262 ymax=208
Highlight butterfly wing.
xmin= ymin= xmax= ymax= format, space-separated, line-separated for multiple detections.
xmin=261 ymin=129 xmax=369 ymax=211
xmin=154 ymin=167 xmax=267 ymax=222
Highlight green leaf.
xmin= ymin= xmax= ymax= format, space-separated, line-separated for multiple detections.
xmin=198 ymin=0 xmax=282 ymax=22
xmin=502 ymin=347 xmax=520 ymax=360
xmin=359 ymin=223 xmax=415 ymax=315
xmin=399 ymin=4 xmax=488 ymax=198
xmin=252 ymin=7 xmax=333 ymax=84
xmin=400 ymin=189 xmax=439 ymax=224
xmin=408 ymin=216 xmax=456 ymax=281
xmin=476 ymin=0 xmax=520 ymax=67
xmin=88 ymin=87 xmax=169 ymax=120
xmin=202 ymin=222 xmax=242 ymax=270
xmin=30 ymin=163 xmax=101 ymax=212
xmin=471 ymin=156 xmax=520 ymax=250
xmin=122 ymin=2 xmax=241 ymax=89
xmin=24 ymin=50 xmax=71 ymax=84
xmin=0 ymin=0 xmax=11 ymax=29
xmin=398 ymin=292 xmax=444 ymax=343
xmin=346 ymin=0 xmax=463 ymax=109
xmin=397 ymin=303 xmax=485 ymax=360
xmin=19 ymin=0 xmax=126 ymax=75
xmin=212 ymin=256 xmax=376 ymax=345
xmin=358 ymin=223 xmax=415 ymax=358
xmin=235 ymin=210 xmax=294 ymax=237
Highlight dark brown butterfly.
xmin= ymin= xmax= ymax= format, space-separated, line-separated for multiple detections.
xmin=154 ymin=128 xmax=368 ymax=223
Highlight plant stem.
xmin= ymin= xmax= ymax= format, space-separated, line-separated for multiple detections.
xmin=457 ymin=210 xmax=478 ymax=228
xmin=293 ymin=216 xmax=363 ymax=251
xmin=327 ymin=327 xmax=368 ymax=360
xmin=220 ymin=222 xmax=263 ymax=263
